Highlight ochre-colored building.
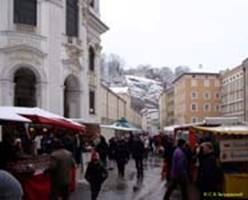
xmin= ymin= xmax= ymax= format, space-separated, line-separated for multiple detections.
xmin=100 ymin=85 xmax=142 ymax=128
xmin=174 ymin=72 xmax=221 ymax=124
xmin=100 ymin=84 xmax=127 ymax=124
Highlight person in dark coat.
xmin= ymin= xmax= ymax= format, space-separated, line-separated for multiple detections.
xmin=131 ymin=135 xmax=145 ymax=180
xmin=74 ymin=134 xmax=84 ymax=166
xmin=114 ymin=138 xmax=130 ymax=178
xmin=163 ymin=136 xmax=175 ymax=181
xmin=197 ymin=142 xmax=221 ymax=199
xmin=95 ymin=135 xmax=109 ymax=168
xmin=108 ymin=137 xmax=117 ymax=170
xmin=49 ymin=139 xmax=75 ymax=200
xmin=85 ymin=151 xmax=108 ymax=200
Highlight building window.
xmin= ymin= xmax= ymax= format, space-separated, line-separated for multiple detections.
xmin=192 ymin=117 xmax=198 ymax=123
xmin=214 ymin=80 xmax=220 ymax=87
xmin=204 ymin=104 xmax=210 ymax=112
xmin=204 ymin=92 xmax=211 ymax=99
xmin=192 ymin=92 xmax=197 ymax=99
xmin=191 ymin=79 xmax=197 ymax=87
xmin=89 ymin=47 xmax=95 ymax=71
xmin=204 ymin=80 xmax=210 ymax=87
xmin=66 ymin=0 xmax=78 ymax=37
xmin=89 ymin=90 xmax=95 ymax=114
xmin=216 ymin=92 xmax=220 ymax=99
xmin=191 ymin=104 xmax=197 ymax=111
xmin=14 ymin=0 xmax=37 ymax=26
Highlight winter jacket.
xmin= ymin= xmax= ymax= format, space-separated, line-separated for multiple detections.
xmin=114 ymin=140 xmax=129 ymax=163
xmin=170 ymin=147 xmax=188 ymax=180
xmin=85 ymin=161 xmax=108 ymax=186
xmin=197 ymin=152 xmax=221 ymax=192
xmin=131 ymin=139 xmax=145 ymax=160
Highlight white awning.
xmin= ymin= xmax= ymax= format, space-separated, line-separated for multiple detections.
xmin=0 ymin=108 xmax=31 ymax=122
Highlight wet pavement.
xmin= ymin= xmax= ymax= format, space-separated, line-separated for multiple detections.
xmin=70 ymin=156 xmax=182 ymax=200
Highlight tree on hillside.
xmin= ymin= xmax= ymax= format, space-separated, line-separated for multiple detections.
xmin=175 ymin=65 xmax=190 ymax=77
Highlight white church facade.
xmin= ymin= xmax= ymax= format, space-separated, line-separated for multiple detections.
xmin=0 ymin=0 xmax=108 ymax=123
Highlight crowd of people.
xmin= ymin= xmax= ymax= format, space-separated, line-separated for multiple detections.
xmin=162 ymin=136 xmax=222 ymax=200
xmin=0 ymin=126 xmax=224 ymax=200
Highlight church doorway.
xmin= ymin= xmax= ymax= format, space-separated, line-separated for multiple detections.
xmin=14 ymin=68 xmax=37 ymax=107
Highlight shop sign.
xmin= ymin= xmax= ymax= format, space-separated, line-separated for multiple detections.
xmin=220 ymin=139 xmax=248 ymax=162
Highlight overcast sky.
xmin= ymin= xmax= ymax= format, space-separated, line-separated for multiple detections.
xmin=100 ymin=0 xmax=248 ymax=71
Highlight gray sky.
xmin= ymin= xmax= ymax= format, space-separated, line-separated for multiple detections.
xmin=100 ymin=0 xmax=248 ymax=71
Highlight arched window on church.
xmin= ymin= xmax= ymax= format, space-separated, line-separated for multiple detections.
xmin=66 ymin=0 xmax=78 ymax=37
xmin=14 ymin=68 xmax=37 ymax=107
xmin=14 ymin=0 xmax=37 ymax=26
xmin=89 ymin=47 xmax=95 ymax=71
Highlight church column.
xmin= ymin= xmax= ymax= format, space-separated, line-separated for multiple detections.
xmin=36 ymin=81 xmax=48 ymax=109
xmin=0 ymin=79 xmax=15 ymax=106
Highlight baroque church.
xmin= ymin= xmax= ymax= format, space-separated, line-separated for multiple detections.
xmin=0 ymin=0 xmax=108 ymax=123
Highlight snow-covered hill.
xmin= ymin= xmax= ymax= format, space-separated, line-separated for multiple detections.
xmin=125 ymin=75 xmax=163 ymax=110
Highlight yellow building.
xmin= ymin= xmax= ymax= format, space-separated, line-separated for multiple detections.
xmin=100 ymin=86 xmax=142 ymax=127
xmin=220 ymin=65 xmax=244 ymax=121
xmin=159 ymin=91 xmax=167 ymax=129
xmin=110 ymin=87 xmax=142 ymax=128
xmin=100 ymin=84 xmax=127 ymax=124
xmin=174 ymin=72 xmax=221 ymax=124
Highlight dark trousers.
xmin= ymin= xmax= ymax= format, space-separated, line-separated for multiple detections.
xmin=135 ymin=158 xmax=144 ymax=179
xmin=90 ymin=183 xmax=101 ymax=200
xmin=50 ymin=184 xmax=69 ymax=200
xmin=116 ymin=161 xmax=125 ymax=178
xmin=163 ymin=177 xmax=188 ymax=200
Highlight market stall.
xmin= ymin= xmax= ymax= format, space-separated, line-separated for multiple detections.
xmin=0 ymin=106 xmax=85 ymax=200
xmin=189 ymin=125 xmax=248 ymax=199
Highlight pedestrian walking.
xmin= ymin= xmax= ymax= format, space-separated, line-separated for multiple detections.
xmin=95 ymin=135 xmax=109 ymax=168
xmin=114 ymin=137 xmax=129 ymax=178
xmin=108 ymin=137 xmax=117 ymax=170
xmin=163 ymin=139 xmax=189 ymax=200
xmin=196 ymin=142 xmax=222 ymax=199
xmin=85 ymin=151 xmax=108 ymax=200
xmin=49 ymin=139 xmax=75 ymax=200
xmin=131 ymin=135 xmax=145 ymax=180
xmin=162 ymin=136 xmax=174 ymax=181
xmin=0 ymin=170 xmax=23 ymax=200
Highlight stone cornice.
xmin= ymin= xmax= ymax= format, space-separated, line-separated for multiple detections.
xmin=0 ymin=31 xmax=46 ymax=40
xmin=0 ymin=44 xmax=47 ymax=58
xmin=87 ymin=8 xmax=109 ymax=35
